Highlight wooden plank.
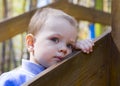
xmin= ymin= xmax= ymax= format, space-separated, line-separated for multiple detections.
xmin=110 ymin=36 xmax=120 ymax=86
xmin=23 ymin=29 xmax=112 ymax=86
xmin=0 ymin=12 xmax=33 ymax=42
xmin=49 ymin=0 xmax=111 ymax=25
xmin=0 ymin=0 xmax=111 ymax=42
xmin=111 ymin=0 xmax=120 ymax=85
xmin=111 ymin=0 xmax=120 ymax=52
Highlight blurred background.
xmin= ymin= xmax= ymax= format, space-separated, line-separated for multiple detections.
xmin=0 ymin=0 xmax=111 ymax=74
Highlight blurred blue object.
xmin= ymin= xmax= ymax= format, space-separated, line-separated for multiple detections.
xmin=89 ymin=23 xmax=95 ymax=39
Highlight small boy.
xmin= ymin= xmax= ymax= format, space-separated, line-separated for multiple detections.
xmin=0 ymin=8 xmax=94 ymax=86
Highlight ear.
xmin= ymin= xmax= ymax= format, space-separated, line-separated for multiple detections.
xmin=26 ymin=34 xmax=35 ymax=52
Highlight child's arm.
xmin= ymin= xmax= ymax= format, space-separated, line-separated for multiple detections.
xmin=75 ymin=39 xmax=94 ymax=54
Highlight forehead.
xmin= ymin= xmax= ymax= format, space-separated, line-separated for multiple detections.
xmin=44 ymin=17 xmax=77 ymax=31
xmin=36 ymin=17 xmax=77 ymax=41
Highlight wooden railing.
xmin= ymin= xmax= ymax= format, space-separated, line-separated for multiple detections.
xmin=0 ymin=0 xmax=111 ymax=42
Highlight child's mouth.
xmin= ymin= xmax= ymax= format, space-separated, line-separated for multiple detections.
xmin=54 ymin=56 xmax=63 ymax=62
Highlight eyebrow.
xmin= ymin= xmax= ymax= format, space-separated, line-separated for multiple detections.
xmin=49 ymin=32 xmax=63 ymax=37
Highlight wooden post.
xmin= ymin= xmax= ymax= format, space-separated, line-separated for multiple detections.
xmin=111 ymin=0 xmax=120 ymax=86
xmin=112 ymin=0 xmax=120 ymax=52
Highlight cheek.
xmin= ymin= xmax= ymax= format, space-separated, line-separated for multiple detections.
xmin=34 ymin=42 xmax=57 ymax=57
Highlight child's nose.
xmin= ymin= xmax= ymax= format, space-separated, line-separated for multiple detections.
xmin=59 ymin=49 xmax=67 ymax=55
xmin=59 ymin=45 xmax=67 ymax=55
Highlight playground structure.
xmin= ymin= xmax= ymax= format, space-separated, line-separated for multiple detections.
xmin=0 ymin=0 xmax=120 ymax=86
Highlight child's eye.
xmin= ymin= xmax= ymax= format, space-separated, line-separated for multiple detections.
xmin=50 ymin=37 xmax=59 ymax=43
xmin=67 ymin=44 xmax=73 ymax=49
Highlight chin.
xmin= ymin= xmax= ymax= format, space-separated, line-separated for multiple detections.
xmin=49 ymin=62 xmax=57 ymax=67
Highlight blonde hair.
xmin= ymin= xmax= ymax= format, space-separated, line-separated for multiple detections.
xmin=28 ymin=7 xmax=78 ymax=36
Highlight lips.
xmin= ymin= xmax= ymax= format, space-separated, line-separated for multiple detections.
xmin=54 ymin=56 xmax=63 ymax=62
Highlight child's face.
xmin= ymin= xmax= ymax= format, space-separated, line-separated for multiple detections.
xmin=32 ymin=17 xmax=77 ymax=67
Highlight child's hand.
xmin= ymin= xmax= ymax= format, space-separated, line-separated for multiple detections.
xmin=75 ymin=39 xmax=94 ymax=54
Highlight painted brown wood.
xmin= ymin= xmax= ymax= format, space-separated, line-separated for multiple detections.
xmin=49 ymin=0 xmax=111 ymax=25
xmin=110 ymin=37 xmax=120 ymax=86
xmin=0 ymin=0 xmax=111 ymax=42
xmin=111 ymin=0 xmax=120 ymax=86
xmin=111 ymin=0 xmax=120 ymax=52
xmin=0 ymin=12 xmax=32 ymax=42
xmin=23 ymin=29 xmax=112 ymax=86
